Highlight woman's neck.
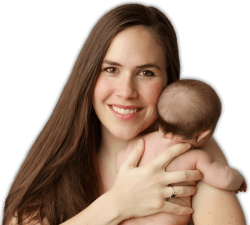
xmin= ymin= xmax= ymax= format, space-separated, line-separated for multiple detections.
xmin=98 ymin=127 xmax=130 ymax=162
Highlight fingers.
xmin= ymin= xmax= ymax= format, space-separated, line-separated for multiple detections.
xmin=123 ymin=139 xmax=145 ymax=169
xmin=242 ymin=178 xmax=247 ymax=192
xmin=162 ymin=201 xmax=194 ymax=215
xmin=162 ymin=186 xmax=197 ymax=199
xmin=163 ymin=170 xmax=203 ymax=185
xmin=150 ymin=143 xmax=191 ymax=170
xmin=236 ymin=178 xmax=247 ymax=193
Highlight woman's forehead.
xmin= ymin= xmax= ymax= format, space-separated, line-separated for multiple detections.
xmin=103 ymin=26 xmax=167 ymax=69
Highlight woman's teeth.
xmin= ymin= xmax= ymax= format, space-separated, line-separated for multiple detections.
xmin=112 ymin=105 xmax=138 ymax=114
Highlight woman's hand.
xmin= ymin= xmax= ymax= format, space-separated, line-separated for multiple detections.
xmin=110 ymin=139 xmax=203 ymax=221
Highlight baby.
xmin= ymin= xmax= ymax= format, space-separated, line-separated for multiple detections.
xmin=116 ymin=79 xmax=246 ymax=225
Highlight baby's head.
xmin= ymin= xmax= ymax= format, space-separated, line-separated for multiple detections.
xmin=157 ymin=79 xmax=221 ymax=148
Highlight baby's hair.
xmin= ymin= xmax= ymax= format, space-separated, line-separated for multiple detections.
xmin=157 ymin=79 xmax=221 ymax=139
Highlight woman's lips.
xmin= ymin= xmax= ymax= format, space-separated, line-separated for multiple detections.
xmin=112 ymin=105 xmax=138 ymax=114
xmin=111 ymin=104 xmax=142 ymax=109
xmin=109 ymin=104 xmax=143 ymax=121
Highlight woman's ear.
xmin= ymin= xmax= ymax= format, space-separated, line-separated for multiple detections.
xmin=196 ymin=130 xmax=211 ymax=143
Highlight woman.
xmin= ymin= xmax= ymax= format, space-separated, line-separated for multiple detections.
xmin=3 ymin=4 xmax=246 ymax=225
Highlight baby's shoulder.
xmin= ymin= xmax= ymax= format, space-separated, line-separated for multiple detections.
xmin=167 ymin=149 xmax=209 ymax=171
xmin=179 ymin=148 xmax=212 ymax=164
xmin=182 ymin=148 xmax=207 ymax=157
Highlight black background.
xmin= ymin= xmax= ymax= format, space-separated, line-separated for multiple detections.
xmin=1 ymin=1 xmax=250 ymax=223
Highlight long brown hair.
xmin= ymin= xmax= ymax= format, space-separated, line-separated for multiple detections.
xmin=3 ymin=3 xmax=180 ymax=225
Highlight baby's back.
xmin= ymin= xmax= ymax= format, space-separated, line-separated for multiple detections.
xmin=138 ymin=132 xmax=201 ymax=205
xmin=136 ymin=131 xmax=201 ymax=173
xmin=117 ymin=131 xmax=205 ymax=225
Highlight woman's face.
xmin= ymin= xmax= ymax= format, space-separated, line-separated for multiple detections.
xmin=93 ymin=26 xmax=167 ymax=141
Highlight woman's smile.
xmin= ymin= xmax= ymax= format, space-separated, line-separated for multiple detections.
xmin=109 ymin=104 xmax=143 ymax=121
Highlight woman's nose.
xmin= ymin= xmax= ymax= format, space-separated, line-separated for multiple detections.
xmin=115 ymin=74 xmax=138 ymax=99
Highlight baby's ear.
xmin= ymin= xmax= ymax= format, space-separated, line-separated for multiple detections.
xmin=159 ymin=127 xmax=165 ymax=136
xmin=165 ymin=133 xmax=174 ymax=139
xmin=197 ymin=130 xmax=211 ymax=143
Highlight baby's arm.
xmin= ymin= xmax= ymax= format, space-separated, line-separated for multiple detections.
xmin=195 ymin=150 xmax=246 ymax=192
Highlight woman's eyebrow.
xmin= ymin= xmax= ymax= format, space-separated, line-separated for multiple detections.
xmin=103 ymin=60 xmax=161 ymax=71
xmin=137 ymin=63 xmax=161 ymax=71
xmin=103 ymin=60 xmax=122 ymax=66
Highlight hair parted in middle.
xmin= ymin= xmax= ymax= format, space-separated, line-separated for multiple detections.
xmin=157 ymin=79 xmax=222 ymax=139
xmin=3 ymin=3 xmax=181 ymax=225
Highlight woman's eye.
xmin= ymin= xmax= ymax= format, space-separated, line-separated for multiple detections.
xmin=139 ymin=70 xmax=155 ymax=77
xmin=104 ymin=67 xmax=117 ymax=73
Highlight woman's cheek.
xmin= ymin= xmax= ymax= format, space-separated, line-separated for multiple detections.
xmin=93 ymin=76 xmax=111 ymax=103
xmin=144 ymin=81 xmax=164 ymax=106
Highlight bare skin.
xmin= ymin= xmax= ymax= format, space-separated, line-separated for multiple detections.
xmin=116 ymin=132 xmax=246 ymax=225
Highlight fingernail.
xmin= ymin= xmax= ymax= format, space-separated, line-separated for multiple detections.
xmin=184 ymin=143 xmax=191 ymax=149
xmin=136 ymin=139 xmax=143 ymax=146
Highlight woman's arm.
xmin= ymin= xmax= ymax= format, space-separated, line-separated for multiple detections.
xmin=192 ymin=137 xmax=246 ymax=224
